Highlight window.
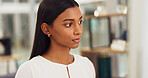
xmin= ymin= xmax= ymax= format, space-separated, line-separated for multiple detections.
xmin=20 ymin=14 xmax=30 ymax=49
xmin=35 ymin=0 xmax=41 ymax=3
xmin=2 ymin=14 xmax=30 ymax=50
xmin=2 ymin=0 xmax=14 ymax=3
xmin=19 ymin=0 xmax=28 ymax=3
xmin=2 ymin=14 xmax=14 ymax=44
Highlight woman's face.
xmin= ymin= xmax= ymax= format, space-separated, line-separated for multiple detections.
xmin=50 ymin=6 xmax=83 ymax=49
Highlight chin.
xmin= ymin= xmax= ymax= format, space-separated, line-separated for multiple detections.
xmin=70 ymin=44 xmax=79 ymax=49
xmin=71 ymin=47 xmax=78 ymax=49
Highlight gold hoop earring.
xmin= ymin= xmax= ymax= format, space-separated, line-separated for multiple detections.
xmin=48 ymin=34 xmax=51 ymax=37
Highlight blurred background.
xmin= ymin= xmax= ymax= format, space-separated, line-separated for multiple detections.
xmin=0 ymin=0 xmax=147 ymax=78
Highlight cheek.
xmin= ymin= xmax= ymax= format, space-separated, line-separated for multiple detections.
xmin=62 ymin=30 xmax=74 ymax=42
xmin=81 ymin=26 xmax=83 ymax=34
xmin=52 ymin=29 xmax=80 ymax=48
xmin=52 ymin=29 xmax=73 ymax=42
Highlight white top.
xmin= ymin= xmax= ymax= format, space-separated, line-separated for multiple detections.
xmin=15 ymin=54 xmax=96 ymax=78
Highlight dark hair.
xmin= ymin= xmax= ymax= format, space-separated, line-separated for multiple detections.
xmin=30 ymin=0 xmax=79 ymax=59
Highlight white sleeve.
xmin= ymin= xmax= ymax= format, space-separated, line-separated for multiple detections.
xmin=84 ymin=57 xmax=96 ymax=78
xmin=15 ymin=61 xmax=32 ymax=78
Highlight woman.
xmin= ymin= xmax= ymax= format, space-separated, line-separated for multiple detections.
xmin=15 ymin=0 xmax=96 ymax=78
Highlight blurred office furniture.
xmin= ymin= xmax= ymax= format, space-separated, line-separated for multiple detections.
xmin=0 ymin=73 xmax=16 ymax=78
xmin=0 ymin=55 xmax=25 ymax=76
xmin=81 ymin=47 xmax=127 ymax=78
xmin=0 ymin=38 xmax=11 ymax=55
xmin=98 ymin=54 xmax=112 ymax=78
xmin=81 ymin=13 xmax=128 ymax=78
xmin=84 ymin=13 xmax=127 ymax=49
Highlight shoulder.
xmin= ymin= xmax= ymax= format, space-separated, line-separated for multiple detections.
xmin=15 ymin=61 xmax=32 ymax=78
xmin=17 ymin=61 xmax=31 ymax=72
xmin=15 ymin=56 xmax=41 ymax=78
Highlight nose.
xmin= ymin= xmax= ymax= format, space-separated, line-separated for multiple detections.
xmin=73 ymin=24 xmax=83 ymax=35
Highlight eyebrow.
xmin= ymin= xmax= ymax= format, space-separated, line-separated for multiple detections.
xmin=63 ymin=16 xmax=83 ymax=22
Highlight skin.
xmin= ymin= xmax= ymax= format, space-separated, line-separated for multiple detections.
xmin=41 ymin=6 xmax=83 ymax=65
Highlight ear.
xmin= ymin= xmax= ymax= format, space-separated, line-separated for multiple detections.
xmin=41 ymin=23 xmax=51 ymax=35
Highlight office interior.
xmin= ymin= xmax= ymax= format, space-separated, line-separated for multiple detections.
xmin=0 ymin=0 xmax=148 ymax=78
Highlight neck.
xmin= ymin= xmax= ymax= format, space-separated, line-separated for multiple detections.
xmin=42 ymin=39 xmax=74 ymax=65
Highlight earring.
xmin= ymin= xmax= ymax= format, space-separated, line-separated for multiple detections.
xmin=48 ymin=34 xmax=51 ymax=37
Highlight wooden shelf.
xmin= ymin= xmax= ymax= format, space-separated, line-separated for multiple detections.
xmin=81 ymin=47 xmax=127 ymax=53
xmin=84 ymin=13 xmax=127 ymax=19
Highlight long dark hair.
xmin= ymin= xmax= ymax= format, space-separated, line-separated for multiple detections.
xmin=30 ymin=0 xmax=79 ymax=59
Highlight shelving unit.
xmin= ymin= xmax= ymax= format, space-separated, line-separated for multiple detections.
xmin=81 ymin=13 xmax=128 ymax=78
xmin=84 ymin=13 xmax=127 ymax=48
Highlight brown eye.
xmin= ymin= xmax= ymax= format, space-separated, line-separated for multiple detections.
xmin=65 ymin=23 xmax=72 ymax=27
xmin=78 ymin=20 xmax=84 ymax=25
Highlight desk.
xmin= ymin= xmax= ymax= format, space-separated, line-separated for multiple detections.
xmin=0 ymin=55 xmax=26 ymax=74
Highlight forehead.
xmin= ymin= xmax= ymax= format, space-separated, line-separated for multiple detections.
xmin=56 ymin=6 xmax=82 ymax=20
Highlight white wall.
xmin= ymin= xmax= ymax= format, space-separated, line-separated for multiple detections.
xmin=128 ymin=0 xmax=148 ymax=78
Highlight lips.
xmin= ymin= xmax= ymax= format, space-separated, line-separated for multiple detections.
xmin=72 ymin=38 xmax=80 ymax=43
